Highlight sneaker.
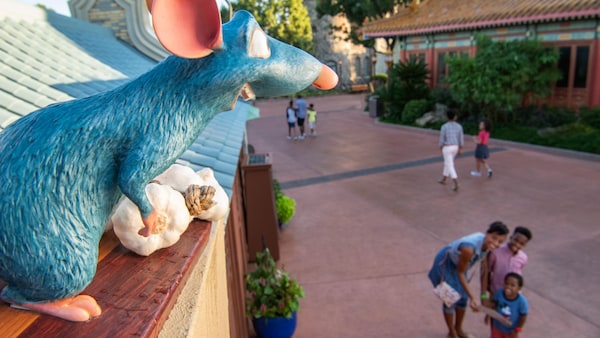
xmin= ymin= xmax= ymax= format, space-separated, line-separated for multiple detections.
xmin=470 ymin=171 xmax=481 ymax=177
xmin=287 ymin=136 xmax=292 ymax=140
xmin=298 ymin=135 xmax=305 ymax=140
xmin=487 ymin=169 xmax=493 ymax=178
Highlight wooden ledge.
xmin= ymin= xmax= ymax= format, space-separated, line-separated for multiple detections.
xmin=0 ymin=220 xmax=212 ymax=338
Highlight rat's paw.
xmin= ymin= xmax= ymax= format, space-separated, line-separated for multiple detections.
xmin=12 ymin=294 xmax=102 ymax=322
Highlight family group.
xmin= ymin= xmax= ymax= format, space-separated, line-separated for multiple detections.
xmin=429 ymin=221 xmax=533 ymax=338
xmin=286 ymin=95 xmax=317 ymax=140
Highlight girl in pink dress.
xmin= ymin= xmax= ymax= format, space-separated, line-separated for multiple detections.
xmin=471 ymin=119 xmax=493 ymax=178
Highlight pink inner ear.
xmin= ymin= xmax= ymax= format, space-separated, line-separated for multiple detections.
xmin=149 ymin=0 xmax=223 ymax=58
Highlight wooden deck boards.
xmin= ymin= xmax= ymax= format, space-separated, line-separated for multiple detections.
xmin=0 ymin=220 xmax=211 ymax=338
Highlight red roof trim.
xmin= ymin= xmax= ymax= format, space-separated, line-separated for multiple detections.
xmin=364 ymin=9 xmax=600 ymax=38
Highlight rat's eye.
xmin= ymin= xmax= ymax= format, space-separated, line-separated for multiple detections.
xmin=249 ymin=29 xmax=270 ymax=59
xmin=217 ymin=0 xmax=233 ymax=23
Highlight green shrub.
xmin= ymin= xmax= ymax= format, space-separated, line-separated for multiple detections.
xmin=275 ymin=193 xmax=296 ymax=224
xmin=384 ymin=58 xmax=431 ymax=121
xmin=431 ymin=87 xmax=456 ymax=107
xmin=527 ymin=106 xmax=577 ymax=128
xmin=402 ymin=99 xmax=431 ymax=124
xmin=579 ymin=106 xmax=600 ymax=129
xmin=272 ymin=179 xmax=282 ymax=197
xmin=372 ymin=73 xmax=388 ymax=82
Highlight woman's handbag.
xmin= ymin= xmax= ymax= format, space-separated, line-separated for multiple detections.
xmin=432 ymin=251 xmax=461 ymax=307
xmin=433 ymin=281 xmax=461 ymax=307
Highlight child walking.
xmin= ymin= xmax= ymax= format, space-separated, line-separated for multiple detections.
xmin=482 ymin=272 xmax=529 ymax=338
xmin=471 ymin=119 xmax=493 ymax=178
xmin=307 ymin=103 xmax=317 ymax=136
xmin=286 ymin=100 xmax=298 ymax=140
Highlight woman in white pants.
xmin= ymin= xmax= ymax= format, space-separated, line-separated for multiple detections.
xmin=438 ymin=109 xmax=464 ymax=191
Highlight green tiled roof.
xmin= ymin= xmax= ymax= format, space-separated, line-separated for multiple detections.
xmin=179 ymin=101 xmax=251 ymax=198
xmin=0 ymin=0 xmax=156 ymax=130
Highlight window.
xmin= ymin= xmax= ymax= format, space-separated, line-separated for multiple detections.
xmin=363 ymin=57 xmax=371 ymax=78
xmin=437 ymin=52 xmax=447 ymax=83
xmin=354 ymin=56 xmax=362 ymax=79
xmin=574 ymin=46 xmax=589 ymax=88
xmin=555 ymin=45 xmax=590 ymax=89
xmin=556 ymin=47 xmax=570 ymax=88
xmin=409 ymin=53 xmax=425 ymax=63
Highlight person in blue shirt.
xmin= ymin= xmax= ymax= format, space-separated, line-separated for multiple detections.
xmin=482 ymin=272 xmax=529 ymax=338
xmin=295 ymin=95 xmax=308 ymax=138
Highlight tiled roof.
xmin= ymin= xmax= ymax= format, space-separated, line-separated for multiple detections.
xmin=362 ymin=0 xmax=600 ymax=38
xmin=178 ymin=100 xmax=251 ymax=198
xmin=0 ymin=0 xmax=156 ymax=130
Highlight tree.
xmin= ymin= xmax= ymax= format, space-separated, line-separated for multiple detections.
xmin=233 ymin=0 xmax=314 ymax=53
xmin=381 ymin=57 xmax=430 ymax=120
xmin=446 ymin=34 xmax=560 ymax=122
xmin=316 ymin=0 xmax=413 ymax=48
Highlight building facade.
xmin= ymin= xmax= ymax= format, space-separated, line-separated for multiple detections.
xmin=361 ymin=0 xmax=600 ymax=109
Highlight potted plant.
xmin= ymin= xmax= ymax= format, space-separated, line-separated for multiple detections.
xmin=246 ymin=248 xmax=304 ymax=338
xmin=275 ymin=193 xmax=296 ymax=226
xmin=273 ymin=179 xmax=296 ymax=227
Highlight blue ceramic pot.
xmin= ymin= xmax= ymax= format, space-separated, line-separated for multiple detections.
xmin=252 ymin=312 xmax=297 ymax=338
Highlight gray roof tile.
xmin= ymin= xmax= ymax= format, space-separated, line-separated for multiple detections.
xmin=0 ymin=0 xmax=155 ymax=131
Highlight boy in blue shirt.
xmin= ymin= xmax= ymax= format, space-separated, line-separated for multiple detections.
xmin=482 ymin=272 xmax=528 ymax=338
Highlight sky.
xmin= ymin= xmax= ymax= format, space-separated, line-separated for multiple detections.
xmin=19 ymin=0 xmax=71 ymax=16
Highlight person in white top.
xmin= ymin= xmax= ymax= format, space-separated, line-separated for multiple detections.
xmin=286 ymin=100 xmax=298 ymax=140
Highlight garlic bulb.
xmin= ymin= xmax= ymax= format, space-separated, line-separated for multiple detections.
xmin=111 ymin=183 xmax=192 ymax=256
xmin=187 ymin=168 xmax=229 ymax=220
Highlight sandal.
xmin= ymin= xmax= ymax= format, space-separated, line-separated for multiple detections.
xmin=457 ymin=332 xmax=476 ymax=338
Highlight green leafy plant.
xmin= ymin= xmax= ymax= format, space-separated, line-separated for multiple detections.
xmin=446 ymin=34 xmax=560 ymax=122
xmin=383 ymin=57 xmax=431 ymax=121
xmin=579 ymin=106 xmax=600 ymax=129
xmin=275 ymin=193 xmax=296 ymax=224
xmin=401 ymin=99 xmax=431 ymax=124
xmin=245 ymin=248 xmax=305 ymax=319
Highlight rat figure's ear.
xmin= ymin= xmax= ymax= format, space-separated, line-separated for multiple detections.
xmin=147 ymin=0 xmax=223 ymax=58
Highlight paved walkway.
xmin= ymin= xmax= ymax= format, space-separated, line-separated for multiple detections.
xmin=246 ymin=94 xmax=600 ymax=338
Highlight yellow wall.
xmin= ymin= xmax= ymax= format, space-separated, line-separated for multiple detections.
xmin=159 ymin=218 xmax=230 ymax=338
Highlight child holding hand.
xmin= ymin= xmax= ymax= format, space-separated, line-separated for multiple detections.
xmin=481 ymin=272 xmax=528 ymax=338
xmin=487 ymin=226 xmax=532 ymax=297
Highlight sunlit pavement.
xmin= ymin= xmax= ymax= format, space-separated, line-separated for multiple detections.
xmin=246 ymin=94 xmax=600 ymax=338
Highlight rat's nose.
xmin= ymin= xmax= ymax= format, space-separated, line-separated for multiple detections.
xmin=312 ymin=65 xmax=339 ymax=90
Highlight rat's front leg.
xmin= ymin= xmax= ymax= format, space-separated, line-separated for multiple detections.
xmin=117 ymin=155 xmax=164 ymax=238
xmin=138 ymin=209 xmax=159 ymax=237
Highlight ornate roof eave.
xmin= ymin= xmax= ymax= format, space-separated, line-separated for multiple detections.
xmin=69 ymin=0 xmax=169 ymax=61
xmin=363 ymin=9 xmax=600 ymax=39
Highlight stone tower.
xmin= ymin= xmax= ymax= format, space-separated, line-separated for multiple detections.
xmin=303 ymin=0 xmax=371 ymax=89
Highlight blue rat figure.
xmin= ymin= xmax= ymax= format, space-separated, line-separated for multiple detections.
xmin=0 ymin=0 xmax=337 ymax=322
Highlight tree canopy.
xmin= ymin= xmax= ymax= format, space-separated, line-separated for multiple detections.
xmin=446 ymin=34 xmax=561 ymax=122
xmin=316 ymin=0 xmax=412 ymax=47
xmin=233 ymin=0 xmax=314 ymax=53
